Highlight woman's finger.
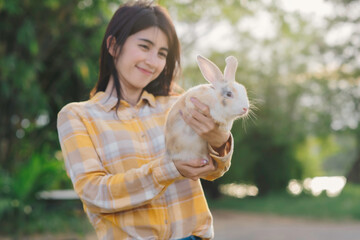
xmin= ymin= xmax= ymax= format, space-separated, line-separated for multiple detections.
xmin=181 ymin=109 xmax=207 ymax=132
xmin=190 ymin=97 xmax=211 ymax=117
xmin=189 ymin=108 xmax=209 ymax=123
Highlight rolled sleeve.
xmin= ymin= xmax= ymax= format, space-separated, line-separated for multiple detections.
xmin=203 ymin=134 xmax=234 ymax=181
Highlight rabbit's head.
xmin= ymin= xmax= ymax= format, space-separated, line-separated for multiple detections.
xmin=197 ymin=55 xmax=249 ymax=126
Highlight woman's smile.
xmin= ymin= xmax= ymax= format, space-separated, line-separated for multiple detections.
xmin=136 ymin=65 xmax=154 ymax=76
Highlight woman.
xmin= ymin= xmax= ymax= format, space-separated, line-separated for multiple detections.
xmin=57 ymin=1 xmax=233 ymax=239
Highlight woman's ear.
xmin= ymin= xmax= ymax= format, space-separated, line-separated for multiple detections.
xmin=106 ymin=35 xmax=117 ymax=57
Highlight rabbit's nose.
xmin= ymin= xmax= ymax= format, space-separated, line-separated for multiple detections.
xmin=243 ymin=108 xmax=248 ymax=112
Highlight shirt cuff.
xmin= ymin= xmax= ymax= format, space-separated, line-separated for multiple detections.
xmin=152 ymin=156 xmax=182 ymax=185
xmin=208 ymin=134 xmax=233 ymax=160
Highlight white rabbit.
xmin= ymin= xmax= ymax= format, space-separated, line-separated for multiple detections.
xmin=165 ymin=55 xmax=249 ymax=162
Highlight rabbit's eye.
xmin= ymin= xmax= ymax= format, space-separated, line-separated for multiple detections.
xmin=226 ymin=91 xmax=233 ymax=98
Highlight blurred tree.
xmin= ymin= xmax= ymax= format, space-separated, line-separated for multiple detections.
xmin=0 ymin=0 xmax=119 ymax=171
xmin=323 ymin=0 xmax=360 ymax=183
xmin=0 ymin=0 xmax=120 ymax=232
xmin=177 ymin=0 xmax=360 ymax=195
xmin=176 ymin=0 xmax=331 ymax=195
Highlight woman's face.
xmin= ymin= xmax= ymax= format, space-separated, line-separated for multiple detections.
xmin=113 ymin=26 xmax=169 ymax=98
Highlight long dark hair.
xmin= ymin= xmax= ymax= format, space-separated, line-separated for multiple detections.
xmin=91 ymin=0 xmax=181 ymax=109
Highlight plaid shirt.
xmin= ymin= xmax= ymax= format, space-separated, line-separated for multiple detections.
xmin=57 ymin=90 xmax=233 ymax=240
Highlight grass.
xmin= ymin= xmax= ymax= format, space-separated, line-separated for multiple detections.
xmin=207 ymin=183 xmax=360 ymax=222
xmin=0 ymin=200 xmax=94 ymax=237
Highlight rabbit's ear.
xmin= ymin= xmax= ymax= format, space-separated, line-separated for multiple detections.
xmin=224 ymin=56 xmax=238 ymax=83
xmin=197 ymin=55 xmax=224 ymax=86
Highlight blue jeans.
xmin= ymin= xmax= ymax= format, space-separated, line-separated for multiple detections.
xmin=177 ymin=236 xmax=202 ymax=240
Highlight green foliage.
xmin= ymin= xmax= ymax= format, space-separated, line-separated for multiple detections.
xmin=12 ymin=153 xmax=64 ymax=202
xmin=189 ymin=0 xmax=359 ymax=194
xmin=0 ymin=0 xmax=120 ymax=233
xmin=0 ymin=0 xmax=122 ymax=171
xmin=0 ymin=150 xmax=71 ymax=234
xmin=295 ymin=135 xmax=341 ymax=177
xmin=223 ymin=120 xmax=303 ymax=195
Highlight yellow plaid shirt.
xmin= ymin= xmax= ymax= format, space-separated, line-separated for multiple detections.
xmin=57 ymin=90 xmax=233 ymax=240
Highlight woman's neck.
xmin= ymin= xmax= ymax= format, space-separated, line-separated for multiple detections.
xmin=105 ymin=76 xmax=142 ymax=106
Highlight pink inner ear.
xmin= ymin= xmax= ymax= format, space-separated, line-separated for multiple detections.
xmin=197 ymin=55 xmax=224 ymax=85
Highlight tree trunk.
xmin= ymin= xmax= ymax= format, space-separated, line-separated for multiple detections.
xmin=347 ymin=129 xmax=360 ymax=184
xmin=201 ymin=180 xmax=222 ymax=199
xmin=346 ymin=155 xmax=360 ymax=184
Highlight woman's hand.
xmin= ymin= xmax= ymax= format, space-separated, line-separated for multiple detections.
xmin=175 ymin=97 xmax=230 ymax=180
xmin=180 ymin=97 xmax=230 ymax=150
xmin=173 ymin=157 xmax=216 ymax=181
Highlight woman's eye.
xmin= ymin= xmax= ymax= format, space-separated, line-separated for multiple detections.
xmin=159 ymin=52 xmax=168 ymax=58
xmin=139 ymin=44 xmax=149 ymax=50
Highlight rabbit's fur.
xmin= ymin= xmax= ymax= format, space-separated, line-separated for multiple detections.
xmin=165 ymin=55 xmax=249 ymax=162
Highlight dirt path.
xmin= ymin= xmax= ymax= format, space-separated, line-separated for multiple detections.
xmin=212 ymin=210 xmax=360 ymax=240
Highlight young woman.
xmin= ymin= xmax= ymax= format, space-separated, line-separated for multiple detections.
xmin=57 ymin=1 xmax=233 ymax=239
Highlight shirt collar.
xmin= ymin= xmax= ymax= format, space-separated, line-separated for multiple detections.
xmin=140 ymin=90 xmax=156 ymax=108
xmin=92 ymin=90 xmax=156 ymax=112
